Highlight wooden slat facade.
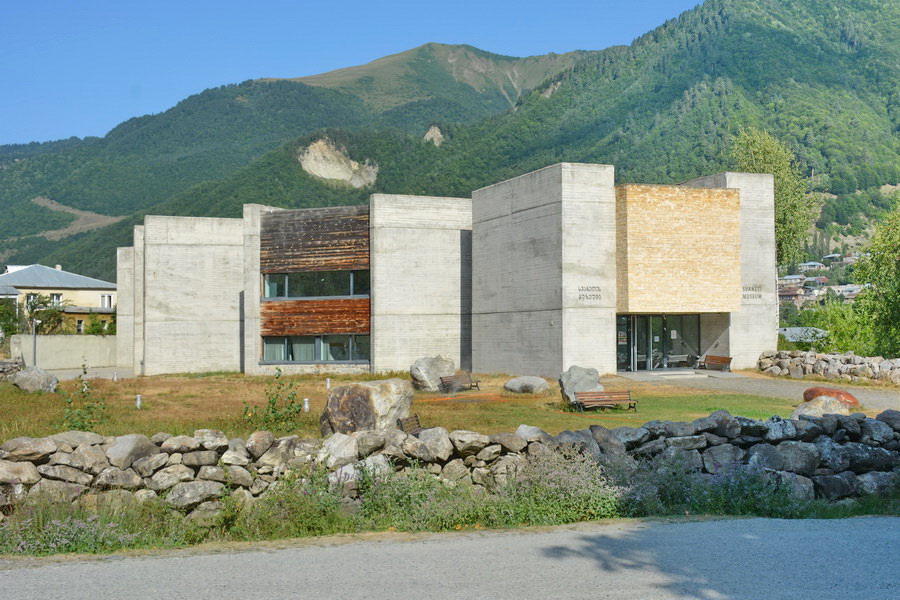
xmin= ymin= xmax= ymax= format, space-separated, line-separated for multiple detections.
xmin=261 ymin=298 xmax=370 ymax=336
xmin=260 ymin=206 xmax=369 ymax=273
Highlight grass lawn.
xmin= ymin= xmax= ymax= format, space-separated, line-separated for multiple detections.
xmin=0 ymin=371 xmax=829 ymax=442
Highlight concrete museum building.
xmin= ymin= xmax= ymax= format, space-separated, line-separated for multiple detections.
xmin=116 ymin=163 xmax=777 ymax=377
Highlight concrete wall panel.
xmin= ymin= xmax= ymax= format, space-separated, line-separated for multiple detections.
xmin=12 ymin=335 xmax=117 ymax=370
xmin=141 ymin=216 xmax=244 ymax=375
xmin=370 ymin=194 xmax=471 ymax=372
xmin=681 ymin=173 xmax=777 ymax=368
xmin=115 ymin=247 xmax=134 ymax=370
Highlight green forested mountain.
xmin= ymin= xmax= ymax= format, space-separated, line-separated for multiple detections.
xmin=0 ymin=44 xmax=584 ymax=239
xmin=2 ymin=0 xmax=898 ymax=280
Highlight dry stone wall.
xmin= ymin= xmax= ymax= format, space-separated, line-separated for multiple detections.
xmin=0 ymin=358 xmax=24 ymax=382
xmin=2 ymin=410 xmax=899 ymax=522
xmin=759 ymin=350 xmax=900 ymax=384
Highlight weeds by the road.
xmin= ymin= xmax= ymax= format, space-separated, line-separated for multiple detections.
xmin=2 ymin=451 xmax=897 ymax=557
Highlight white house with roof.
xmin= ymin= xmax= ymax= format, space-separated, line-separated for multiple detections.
xmin=0 ymin=264 xmax=116 ymax=333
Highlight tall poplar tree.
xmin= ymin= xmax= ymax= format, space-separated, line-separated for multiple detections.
xmin=730 ymin=129 xmax=818 ymax=267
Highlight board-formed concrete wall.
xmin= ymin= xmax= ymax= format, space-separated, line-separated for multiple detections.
xmin=370 ymin=194 xmax=472 ymax=372
xmin=137 ymin=216 xmax=244 ymax=375
xmin=115 ymin=247 xmax=134 ymax=370
xmin=560 ymin=164 xmax=617 ymax=373
xmin=680 ymin=173 xmax=777 ymax=369
xmin=473 ymin=163 xmax=617 ymax=376
xmin=11 ymin=334 xmax=116 ymax=370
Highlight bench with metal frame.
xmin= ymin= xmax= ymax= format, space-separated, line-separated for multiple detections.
xmin=573 ymin=390 xmax=637 ymax=412
xmin=696 ymin=355 xmax=733 ymax=371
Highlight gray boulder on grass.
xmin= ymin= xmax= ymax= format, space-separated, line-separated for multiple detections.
xmin=558 ymin=365 xmax=603 ymax=405
xmin=11 ymin=366 xmax=58 ymax=393
xmin=319 ymin=378 xmax=413 ymax=436
xmin=410 ymin=355 xmax=456 ymax=392
xmin=504 ymin=376 xmax=549 ymax=394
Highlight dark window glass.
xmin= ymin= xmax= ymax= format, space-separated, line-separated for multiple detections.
xmin=263 ymin=337 xmax=287 ymax=361
xmin=320 ymin=335 xmax=351 ymax=361
xmin=353 ymin=335 xmax=371 ymax=361
xmin=263 ymin=275 xmax=286 ymax=298
xmin=287 ymin=272 xmax=351 ymax=297
xmin=352 ymin=270 xmax=370 ymax=295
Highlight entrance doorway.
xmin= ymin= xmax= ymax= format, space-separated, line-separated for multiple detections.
xmin=616 ymin=314 xmax=700 ymax=371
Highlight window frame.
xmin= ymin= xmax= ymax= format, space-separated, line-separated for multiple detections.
xmin=260 ymin=334 xmax=371 ymax=364
xmin=261 ymin=270 xmax=370 ymax=300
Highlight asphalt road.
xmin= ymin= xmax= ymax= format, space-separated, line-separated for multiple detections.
xmin=2 ymin=517 xmax=897 ymax=599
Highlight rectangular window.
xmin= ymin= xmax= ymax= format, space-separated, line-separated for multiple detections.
xmin=76 ymin=319 xmax=84 ymax=334
xmin=100 ymin=294 xmax=113 ymax=308
xmin=264 ymin=274 xmax=287 ymax=298
xmin=262 ymin=271 xmax=369 ymax=299
xmin=50 ymin=293 xmax=62 ymax=306
xmin=261 ymin=334 xmax=370 ymax=363
xmin=320 ymin=335 xmax=351 ymax=361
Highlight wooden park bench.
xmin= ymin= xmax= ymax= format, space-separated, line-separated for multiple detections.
xmin=696 ymin=355 xmax=733 ymax=372
xmin=397 ymin=413 xmax=424 ymax=436
xmin=573 ymin=390 xmax=637 ymax=412
xmin=439 ymin=372 xmax=481 ymax=393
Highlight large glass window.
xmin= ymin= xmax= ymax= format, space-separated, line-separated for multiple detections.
xmin=263 ymin=271 xmax=369 ymax=299
xmin=262 ymin=334 xmax=370 ymax=362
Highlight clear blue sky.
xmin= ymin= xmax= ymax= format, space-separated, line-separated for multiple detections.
xmin=1 ymin=0 xmax=700 ymax=145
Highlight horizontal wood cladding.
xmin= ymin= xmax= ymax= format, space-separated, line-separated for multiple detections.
xmin=261 ymin=298 xmax=370 ymax=336
xmin=260 ymin=206 xmax=369 ymax=273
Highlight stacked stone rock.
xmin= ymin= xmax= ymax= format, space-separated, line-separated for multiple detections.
xmin=758 ymin=350 xmax=900 ymax=384
xmin=0 ymin=358 xmax=24 ymax=382
xmin=606 ymin=409 xmax=900 ymax=500
xmin=2 ymin=410 xmax=899 ymax=523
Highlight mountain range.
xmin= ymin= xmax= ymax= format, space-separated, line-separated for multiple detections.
xmin=1 ymin=0 xmax=897 ymax=281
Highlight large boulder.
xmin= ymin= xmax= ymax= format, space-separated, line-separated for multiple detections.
xmin=803 ymin=387 xmax=860 ymax=408
xmin=410 ymin=356 xmax=456 ymax=392
xmin=320 ymin=378 xmax=413 ymax=435
xmin=558 ymin=365 xmax=603 ymax=405
xmin=10 ymin=366 xmax=58 ymax=393
xmin=791 ymin=397 xmax=850 ymax=419
xmin=504 ymin=376 xmax=549 ymax=394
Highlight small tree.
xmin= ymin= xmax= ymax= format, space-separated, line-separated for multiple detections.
xmin=0 ymin=299 xmax=17 ymax=339
xmin=853 ymin=208 xmax=900 ymax=357
xmin=24 ymin=294 xmax=66 ymax=334
xmin=730 ymin=129 xmax=819 ymax=267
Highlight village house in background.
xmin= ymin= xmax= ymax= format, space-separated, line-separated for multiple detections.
xmin=117 ymin=163 xmax=778 ymax=377
xmin=0 ymin=264 xmax=116 ymax=333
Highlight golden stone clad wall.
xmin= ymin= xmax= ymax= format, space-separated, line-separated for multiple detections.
xmin=616 ymin=184 xmax=741 ymax=313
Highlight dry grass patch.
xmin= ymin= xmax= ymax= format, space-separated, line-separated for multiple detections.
xmin=0 ymin=372 xmax=804 ymax=441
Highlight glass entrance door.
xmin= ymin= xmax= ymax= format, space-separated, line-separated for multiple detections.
xmin=617 ymin=314 xmax=701 ymax=371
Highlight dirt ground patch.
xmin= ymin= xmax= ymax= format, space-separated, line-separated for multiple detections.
xmin=31 ymin=196 xmax=125 ymax=240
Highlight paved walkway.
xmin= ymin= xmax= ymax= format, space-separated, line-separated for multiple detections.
xmin=623 ymin=371 xmax=899 ymax=413
xmin=1 ymin=518 xmax=897 ymax=599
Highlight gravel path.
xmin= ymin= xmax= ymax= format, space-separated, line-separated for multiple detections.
xmin=2 ymin=518 xmax=897 ymax=599
xmin=653 ymin=374 xmax=899 ymax=412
